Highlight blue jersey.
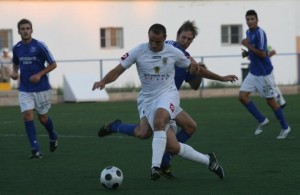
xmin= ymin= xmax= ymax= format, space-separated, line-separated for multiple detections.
xmin=12 ymin=39 xmax=55 ymax=92
xmin=165 ymin=40 xmax=195 ymax=89
xmin=246 ymin=27 xmax=273 ymax=76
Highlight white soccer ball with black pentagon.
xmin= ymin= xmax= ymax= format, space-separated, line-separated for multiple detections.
xmin=100 ymin=166 xmax=123 ymax=190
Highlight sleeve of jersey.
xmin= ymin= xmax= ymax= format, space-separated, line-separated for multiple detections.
xmin=12 ymin=49 xmax=19 ymax=65
xmin=185 ymin=73 xmax=196 ymax=82
xmin=119 ymin=44 xmax=141 ymax=69
xmin=38 ymin=41 xmax=55 ymax=64
xmin=174 ymin=48 xmax=190 ymax=68
xmin=256 ymin=29 xmax=265 ymax=51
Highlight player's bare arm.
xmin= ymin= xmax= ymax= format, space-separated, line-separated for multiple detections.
xmin=187 ymin=61 xmax=199 ymax=75
xmin=92 ymin=64 xmax=126 ymax=90
xmin=11 ymin=63 xmax=19 ymax=80
xmin=241 ymin=38 xmax=266 ymax=58
xmin=196 ymin=65 xmax=238 ymax=83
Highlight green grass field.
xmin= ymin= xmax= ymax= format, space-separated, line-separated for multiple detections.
xmin=0 ymin=94 xmax=299 ymax=195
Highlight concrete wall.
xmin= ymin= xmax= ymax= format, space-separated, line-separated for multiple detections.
xmin=0 ymin=0 xmax=299 ymax=88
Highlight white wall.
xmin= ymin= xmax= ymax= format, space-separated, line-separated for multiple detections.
xmin=0 ymin=0 xmax=298 ymax=88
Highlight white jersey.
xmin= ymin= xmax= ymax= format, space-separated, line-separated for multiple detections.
xmin=120 ymin=43 xmax=191 ymax=105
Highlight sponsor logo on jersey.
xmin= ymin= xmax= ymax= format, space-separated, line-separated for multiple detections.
xmin=143 ymin=73 xmax=170 ymax=80
xmin=152 ymin=56 xmax=161 ymax=59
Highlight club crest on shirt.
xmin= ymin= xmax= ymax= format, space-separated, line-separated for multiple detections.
xmin=30 ymin=47 xmax=36 ymax=53
xmin=162 ymin=57 xmax=168 ymax=65
xmin=154 ymin=66 xmax=160 ymax=73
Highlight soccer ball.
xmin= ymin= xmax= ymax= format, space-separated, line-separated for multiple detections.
xmin=100 ymin=166 xmax=123 ymax=190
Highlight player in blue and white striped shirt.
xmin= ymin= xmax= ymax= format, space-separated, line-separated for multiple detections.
xmin=11 ymin=19 xmax=58 ymax=158
xmin=239 ymin=10 xmax=291 ymax=139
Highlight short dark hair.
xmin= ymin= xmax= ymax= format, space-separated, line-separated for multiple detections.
xmin=246 ymin=10 xmax=258 ymax=19
xmin=177 ymin=20 xmax=198 ymax=39
xmin=148 ymin=23 xmax=167 ymax=36
xmin=17 ymin=18 xmax=32 ymax=30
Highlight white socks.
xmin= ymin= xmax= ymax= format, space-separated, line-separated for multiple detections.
xmin=178 ymin=142 xmax=209 ymax=165
xmin=151 ymin=131 xmax=166 ymax=168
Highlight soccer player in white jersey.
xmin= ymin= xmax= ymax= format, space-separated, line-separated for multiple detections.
xmin=92 ymin=23 xmax=225 ymax=180
xmin=239 ymin=10 xmax=291 ymax=139
xmin=11 ymin=19 xmax=58 ymax=158
xmin=98 ymin=21 xmax=236 ymax=179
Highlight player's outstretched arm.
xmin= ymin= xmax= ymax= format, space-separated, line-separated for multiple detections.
xmin=92 ymin=64 xmax=126 ymax=90
xmin=196 ymin=65 xmax=238 ymax=83
xmin=219 ymin=75 xmax=239 ymax=83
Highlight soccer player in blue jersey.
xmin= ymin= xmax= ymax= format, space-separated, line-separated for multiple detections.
xmin=11 ymin=19 xmax=58 ymax=158
xmin=98 ymin=21 xmax=237 ymax=179
xmin=239 ymin=10 xmax=291 ymax=139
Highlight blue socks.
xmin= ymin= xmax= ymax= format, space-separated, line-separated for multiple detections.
xmin=25 ymin=120 xmax=39 ymax=151
xmin=274 ymin=108 xmax=289 ymax=129
xmin=111 ymin=123 xmax=136 ymax=136
xmin=245 ymin=101 xmax=266 ymax=123
xmin=246 ymin=101 xmax=289 ymax=129
xmin=176 ymin=130 xmax=191 ymax=143
xmin=161 ymin=129 xmax=191 ymax=168
xmin=42 ymin=116 xmax=58 ymax=141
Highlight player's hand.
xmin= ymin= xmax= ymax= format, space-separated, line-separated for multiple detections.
xmin=241 ymin=38 xmax=250 ymax=47
xmin=92 ymin=81 xmax=105 ymax=90
xmin=11 ymin=72 xmax=19 ymax=80
xmin=29 ymin=74 xmax=41 ymax=83
xmin=198 ymin=62 xmax=207 ymax=69
xmin=241 ymin=48 xmax=249 ymax=58
xmin=268 ymin=49 xmax=276 ymax=57
xmin=221 ymin=75 xmax=238 ymax=83
xmin=189 ymin=62 xmax=199 ymax=75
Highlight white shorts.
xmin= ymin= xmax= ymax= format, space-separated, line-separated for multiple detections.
xmin=143 ymin=92 xmax=182 ymax=133
xmin=240 ymin=71 xmax=277 ymax=98
xmin=19 ymin=90 xmax=52 ymax=114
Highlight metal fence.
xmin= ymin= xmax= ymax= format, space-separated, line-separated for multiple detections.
xmin=53 ymin=53 xmax=300 ymax=89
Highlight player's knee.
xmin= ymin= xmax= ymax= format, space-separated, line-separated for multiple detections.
xmin=153 ymin=118 xmax=167 ymax=130
xmin=22 ymin=110 xmax=33 ymax=121
xmin=136 ymin=130 xmax=152 ymax=139
xmin=166 ymin=144 xmax=180 ymax=155
xmin=182 ymin=122 xmax=197 ymax=135
xmin=38 ymin=115 xmax=48 ymax=124
xmin=238 ymin=94 xmax=247 ymax=104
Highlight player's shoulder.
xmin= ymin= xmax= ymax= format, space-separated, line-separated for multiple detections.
xmin=34 ymin=39 xmax=48 ymax=48
xmin=256 ymin=26 xmax=265 ymax=34
xmin=165 ymin=43 xmax=183 ymax=54
xmin=13 ymin=41 xmax=23 ymax=50
xmin=133 ymin=43 xmax=148 ymax=51
xmin=165 ymin=40 xmax=176 ymax=45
